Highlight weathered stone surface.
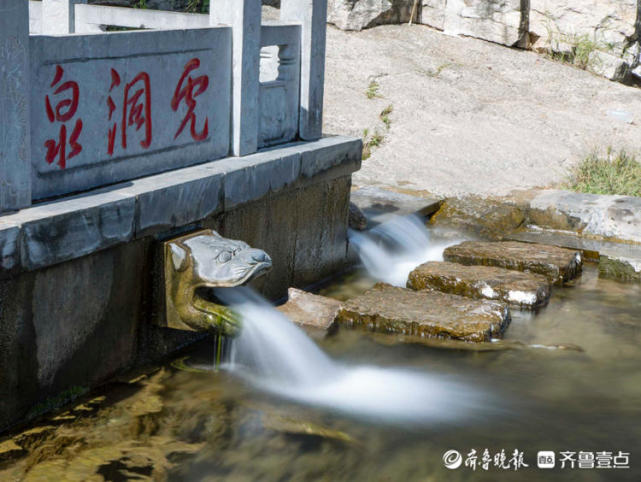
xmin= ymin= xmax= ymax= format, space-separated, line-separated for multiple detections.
xmin=348 ymin=202 xmax=368 ymax=230
xmin=0 ymin=0 xmax=32 ymax=213
xmin=29 ymin=29 xmax=231 ymax=200
xmin=350 ymin=186 xmax=442 ymax=225
xmin=20 ymin=192 xmax=135 ymax=271
xmin=337 ymin=283 xmax=510 ymax=341
xmin=444 ymin=240 xmax=582 ymax=284
xmin=277 ymin=288 xmax=341 ymax=335
xmin=507 ymin=228 xmax=641 ymax=283
xmin=210 ymin=0 xmax=259 ymax=156
xmin=0 ymin=136 xmax=359 ymax=274
xmin=587 ymin=50 xmax=631 ymax=81
xmin=430 ymin=196 xmax=525 ymax=238
xmin=530 ymin=0 xmax=637 ymax=57
xmin=258 ymin=24 xmax=301 ymax=148
xmin=281 ymin=0 xmax=328 ymax=141
xmin=599 ymin=255 xmax=641 ymax=283
xmin=528 ymin=190 xmax=641 ymax=245
xmin=421 ymin=0 xmax=447 ymax=30
xmin=327 ymin=0 xmax=414 ymax=31
xmin=423 ymin=0 xmax=526 ymax=47
xmin=408 ymin=261 xmax=550 ymax=309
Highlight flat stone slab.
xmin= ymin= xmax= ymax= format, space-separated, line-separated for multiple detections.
xmin=407 ymin=261 xmax=550 ymax=309
xmin=529 ymin=190 xmax=641 ymax=245
xmin=277 ymin=288 xmax=340 ymax=337
xmin=508 ymin=229 xmax=641 ymax=283
xmin=350 ymin=186 xmax=442 ymax=226
xmin=443 ymin=241 xmax=582 ymax=285
xmin=337 ymin=283 xmax=510 ymax=342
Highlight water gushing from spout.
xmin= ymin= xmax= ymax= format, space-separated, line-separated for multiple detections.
xmin=215 ymin=287 xmax=489 ymax=424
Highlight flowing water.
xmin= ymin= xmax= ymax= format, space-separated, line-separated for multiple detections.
xmin=2 ymin=220 xmax=641 ymax=481
xmin=347 ymin=215 xmax=465 ymax=286
xmin=215 ymin=286 xmax=488 ymax=424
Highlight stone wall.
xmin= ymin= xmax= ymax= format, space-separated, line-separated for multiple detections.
xmin=418 ymin=0 xmax=641 ymax=82
xmin=0 ymin=136 xmax=360 ymax=432
xmin=327 ymin=0 xmax=415 ymax=31
xmin=323 ymin=0 xmax=641 ymax=83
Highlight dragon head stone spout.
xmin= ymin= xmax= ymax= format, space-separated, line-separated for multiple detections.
xmin=164 ymin=229 xmax=272 ymax=335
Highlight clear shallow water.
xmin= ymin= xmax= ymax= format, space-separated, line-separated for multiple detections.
xmin=2 ymin=232 xmax=641 ymax=481
xmin=215 ymin=286 xmax=489 ymax=425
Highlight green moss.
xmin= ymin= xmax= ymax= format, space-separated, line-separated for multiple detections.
xmin=361 ymin=129 xmax=384 ymax=160
xmin=567 ymin=148 xmax=641 ymax=197
xmin=365 ymin=80 xmax=381 ymax=100
xmin=379 ymin=104 xmax=393 ymax=130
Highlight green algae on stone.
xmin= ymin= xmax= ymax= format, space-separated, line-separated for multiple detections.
xmin=599 ymin=255 xmax=641 ymax=283
xmin=430 ymin=196 xmax=526 ymax=238
xmin=443 ymin=241 xmax=582 ymax=285
xmin=407 ymin=261 xmax=551 ymax=309
xmin=337 ymin=283 xmax=510 ymax=342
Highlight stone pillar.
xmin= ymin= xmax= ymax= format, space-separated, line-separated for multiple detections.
xmin=211 ymin=0 xmax=261 ymax=156
xmin=0 ymin=0 xmax=32 ymax=213
xmin=281 ymin=0 xmax=327 ymax=141
xmin=42 ymin=0 xmax=87 ymax=35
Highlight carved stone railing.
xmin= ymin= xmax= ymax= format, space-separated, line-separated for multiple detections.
xmin=1 ymin=0 xmax=327 ymax=212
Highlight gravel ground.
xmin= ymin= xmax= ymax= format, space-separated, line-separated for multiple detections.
xmin=322 ymin=23 xmax=641 ymax=197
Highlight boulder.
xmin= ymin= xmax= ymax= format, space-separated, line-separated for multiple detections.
xmin=277 ymin=288 xmax=341 ymax=337
xmin=337 ymin=283 xmax=510 ymax=342
xmin=429 ymin=196 xmax=526 ymax=239
xmin=529 ymin=0 xmax=637 ymax=57
xmin=327 ymin=0 xmax=415 ymax=31
xmin=443 ymin=240 xmax=582 ymax=284
xmin=421 ymin=0 xmax=447 ymax=30
xmin=407 ymin=261 xmax=551 ymax=309
xmin=421 ymin=0 xmax=526 ymax=47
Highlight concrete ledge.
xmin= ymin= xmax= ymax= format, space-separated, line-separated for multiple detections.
xmin=0 ymin=136 xmax=361 ymax=274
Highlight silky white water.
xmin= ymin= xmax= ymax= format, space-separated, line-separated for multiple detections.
xmin=216 ymin=287 xmax=488 ymax=424
xmin=348 ymin=215 xmax=463 ymax=286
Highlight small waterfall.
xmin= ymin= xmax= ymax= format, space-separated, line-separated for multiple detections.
xmin=348 ymin=214 xmax=461 ymax=286
xmin=215 ymin=286 xmax=487 ymax=424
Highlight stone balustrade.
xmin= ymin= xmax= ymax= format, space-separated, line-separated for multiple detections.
xmin=3 ymin=0 xmax=328 ymax=212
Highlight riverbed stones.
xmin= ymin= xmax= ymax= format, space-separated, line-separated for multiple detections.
xmin=407 ymin=261 xmax=551 ymax=309
xmin=337 ymin=283 xmax=510 ymax=342
xmin=444 ymin=241 xmax=582 ymax=284
xmin=277 ymin=288 xmax=341 ymax=336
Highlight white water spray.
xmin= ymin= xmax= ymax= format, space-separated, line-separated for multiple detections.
xmin=348 ymin=215 xmax=463 ymax=286
xmin=216 ymin=287 xmax=488 ymax=424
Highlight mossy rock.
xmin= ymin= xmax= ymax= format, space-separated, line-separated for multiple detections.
xmin=444 ymin=241 xmax=582 ymax=285
xmin=407 ymin=261 xmax=551 ymax=309
xmin=337 ymin=283 xmax=510 ymax=342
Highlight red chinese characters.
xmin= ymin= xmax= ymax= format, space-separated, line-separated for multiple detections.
xmin=171 ymin=58 xmax=209 ymax=142
xmin=44 ymin=65 xmax=83 ymax=169
xmin=107 ymin=68 xmax=153 ymax=155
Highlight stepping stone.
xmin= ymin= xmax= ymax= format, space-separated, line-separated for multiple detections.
xmin=277 ymin=288 xmax=340 ymax=338
xmin=336 ymin=283 xmax=510 ymax=342
xmin=443 ymin=241 xmax=582 ymax=285
xmin=407 ymin=261 xmax=550 ymax=310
